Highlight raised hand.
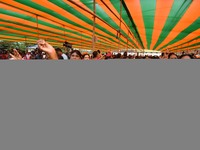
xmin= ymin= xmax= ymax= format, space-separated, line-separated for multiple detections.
xmin=9 ymin=49 xmax=23 ymax=60
xmin=37 ymin=39 xmax=58 ymax=60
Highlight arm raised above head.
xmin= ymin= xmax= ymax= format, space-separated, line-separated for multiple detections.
xmin=37 ymin=39 xmax=58 ymax=60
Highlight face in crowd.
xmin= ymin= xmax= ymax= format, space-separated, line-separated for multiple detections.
xmin=180 ymin=54 xmax=193 ymax=59
xmin=168 ymin=53 xmax=178 ymax=59
xmin=70 ymin=50 xmax=82 ymax=60
xmin=83 ymin=54 xmax=91 ymax=60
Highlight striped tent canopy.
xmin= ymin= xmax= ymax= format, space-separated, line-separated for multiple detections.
xmin=0 ymin=0 xmax=199 ymax=52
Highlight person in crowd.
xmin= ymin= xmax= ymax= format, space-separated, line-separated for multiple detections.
xmin=101 ymin=54 xmax=106 ymax=60
xmin=37 ymin=39 xmax=58 ymax=60
xmin=97 ymin=50 xmax=103 ymax=59
xmin=194 ymin=51 xmax=200 ymax=58
xmin=168 ymin=53 xmax=178 ymax=59
xmin=180 ymin=54 xmax=193 ymax=59
xmin=30 ymin=51 xmax=36 ymax=59
xmin=123 ymin=51 xmax=128 ymax=59
xmin=24 ymin=51 xmax=31 ymax=60
xmin=0 ymin=51 xmax=2 ymax=59
xmin=83 ymin=53 xmax=91 ymax=60
xmin=70 ymin=50 xmax=82 ymax=60
xmin=115 ymin=53 xmax=122 ymax=59
xmin=92 ymin=50 xmax=104 ymax=60
xmin=19 ymin=51 xmax=26 ymax=60
xmin=92 ymin=51 xmax=99 ymax=60
xmin=55 ymin=48 xmax=68 ymax=60
xmin=7 ymin=39 xmax=199 ymax=60
xmin=128 ymin=55 xmax=133 ymax=59
xmin=160 ymin=52 xmax=168 ymax=59
xmin=35 ymin=48 xmax=43 ymax=59
xmin=9 ymin=49 xmax=23 ymax=60
xmin=105 ymin=51 xmax=112 ymax=60
xmin=9 ymin=40 xmax=58 ymax=60
xmin=190 ymin=53 xmax=196 ymax=59
xmin=0 ymin=50 xmax=9 ymax=59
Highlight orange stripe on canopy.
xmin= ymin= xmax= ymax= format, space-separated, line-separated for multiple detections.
xmin=64 ymin=0 xmax=132 ymax=48
xmin=0 ymin=5 xmax=119 ymax=49
xmin=173 ymin=45 xmax=200 ymax=52
xmin=96 ymin=0 xmax=140 ymax=48
xmin=0 ymin=21 xmax=118 ymax=50
xmin=123 ymin=0 xmax=147 ymax=49
xmin=32 ymin=0 xmax=92 ymax=29
xmin=0 ymin=13 xmax=92 ymax=42
xmin=170 ymin=40 xmax=200 ymax=51
xmin=0 ymin=15 xmax=86 ymax=39
xmin=0 ymin=26 xmax=66 ymax=42
xmin=167 ymin=29 xmax=200 ymax=49
xmin=150 ymin=0 xmax=174 ymax=50
xmin=0 ymin=0 xmax=95 ymax=34
xmin=0 ymin=24 xmax=101 ymax=46
xmin=156 ymin=0 xmax=200 ymax=50
xmin=32 ymin=0 xmax=128 ymax=47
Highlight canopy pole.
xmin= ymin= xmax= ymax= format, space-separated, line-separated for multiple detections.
xmin=81 ymin=32 xmax=83 ymax=50
xmin=36 ymin=15 xmax=40 ymax=39
xmin=25 ymin=37 xmax=27 ymax=51
xmin=92 ymin=0 xmax=96 ymax=51
xmin=63 ymin=25 xmax=67 ymax=53
xmin=128 ymin=18 xmax=134 ymax=50
xmin=68 ymin=0 xmax=133 ymax=48
xmin=100 ymin=0 xmax=133 ymax=48
xmin=127 ymin=32 xmax=129 ymax=51
xmin=25 ymin=37 xmax=27 ymax=45
xmin=63 ymin=25 xmax=66 ymax=41
xmin=118 ymin=0 xmax=122 ymax=51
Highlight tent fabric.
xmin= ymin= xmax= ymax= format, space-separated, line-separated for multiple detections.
xmin=0 ymin=0 xmax=199 ymax=51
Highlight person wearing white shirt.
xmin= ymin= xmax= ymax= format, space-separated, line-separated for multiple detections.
xmin=55 ymin=48 xmax=68 ymax=60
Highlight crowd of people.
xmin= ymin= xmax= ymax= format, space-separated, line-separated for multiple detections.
xmin=0 ymin=40 xmax=199 ymax=60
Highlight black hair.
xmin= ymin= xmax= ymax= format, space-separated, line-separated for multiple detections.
xmin=92 ymin=51 xmax=98 ymax=58
xmin=55 ymin=48 xmax=62 ymax=52
xmin=70 ymin=50 xmax=82 ymax=59
xmin=83 ymin=54 xmax=90 ymax=59
xmin=116 ymin=53 xmax=121 ymax=59
xmin=168 ymin=53 xmax=178 ymax=59
xmin=179 ymin=54 xmax=193 ymax=59
xmin=123 ymin=52 xmax=128 ymax=59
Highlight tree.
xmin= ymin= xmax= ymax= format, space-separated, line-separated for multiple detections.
xmin=0 ymin=41 xmax=11 ymax=50
xmin=0 ymin=41 xmax=32 ymax=51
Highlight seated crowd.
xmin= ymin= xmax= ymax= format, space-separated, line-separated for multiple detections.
xmin=0 ymin=40 xmax=199 ymax=60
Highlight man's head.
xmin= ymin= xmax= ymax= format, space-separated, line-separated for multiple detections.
xmin=168 ymin=53 xmax=178 ymax=59
xmin=92 ymin=51 xmax=98 ymax=59
xmin=55 ymin=48 xmax=63 ymax=55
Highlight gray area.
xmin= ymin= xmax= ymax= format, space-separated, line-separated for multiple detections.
xmin=0 ymin=61 xmax=199 ymax=150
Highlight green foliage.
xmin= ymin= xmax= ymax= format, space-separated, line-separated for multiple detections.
xmin=0 ymin=41 xmax=33 ymax=51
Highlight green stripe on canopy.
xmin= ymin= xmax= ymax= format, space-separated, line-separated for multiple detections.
xmin=140 ymin=0 xmax=156 ymax=49
xmin=159 ymin=18 xmax=200 ymax=50
xmin=153 ymin=0 xmax=193 ymax=50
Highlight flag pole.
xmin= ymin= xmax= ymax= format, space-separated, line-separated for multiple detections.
xmin=92 ymin=0 xmax=96 ymax=51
